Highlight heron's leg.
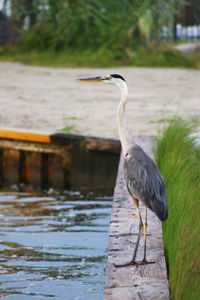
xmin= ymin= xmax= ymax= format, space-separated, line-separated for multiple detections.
xmin=142 ymin=206 xmax=147 ymax=263
xmin=114 ymin=197 xmax=142 ymax=267
xmin=115 ymin=200 xmax=155 ymax=267
xmin=132 ymin=196 xmax=143 ymax=228
xmin=130 ymin=204 xmax=143 ymax=264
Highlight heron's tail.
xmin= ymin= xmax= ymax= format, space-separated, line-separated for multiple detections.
xmin=152 ymin=195 xmax=168 ymax=222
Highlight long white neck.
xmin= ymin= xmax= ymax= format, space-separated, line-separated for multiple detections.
xmin=116 ymin=80 xmax=130 ymax=156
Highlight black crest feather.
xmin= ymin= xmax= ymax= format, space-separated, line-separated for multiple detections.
xmin=110 ymin=74 xmax=126 ymax=81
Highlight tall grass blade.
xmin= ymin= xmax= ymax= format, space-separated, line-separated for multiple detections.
xmin=156 ymin=118 xmax=200 ymax=300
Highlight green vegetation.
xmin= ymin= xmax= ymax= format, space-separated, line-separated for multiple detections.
xmin=0 ymin=46 xmax=199 ymax=69
xmin=2 ymin=0 xmax=199 ymax=69
xmin=61 ymin=124 xmax=76 ymax=133
xmin=10 ymin=0 xmax=182 ymax=51
xmin=60 ymin=116 xmax=80 ymax=132
xmin=155 ymin=118 xmax=200 ymax=300
xmin=62 ymin=116 xmax=80 ymax=121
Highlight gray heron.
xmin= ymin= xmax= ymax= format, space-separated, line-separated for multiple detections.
xmin=78 ymin=74 xmax=168 ymax=267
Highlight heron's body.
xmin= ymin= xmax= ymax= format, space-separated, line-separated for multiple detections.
xmin=124 ymin=144 xmax=167 ymax=222
xmin=78 ymin=73 xmax=168 ymax=266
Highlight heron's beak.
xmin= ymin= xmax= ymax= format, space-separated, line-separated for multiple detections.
xmin=78 ymin=75 xmax=110 ymax=82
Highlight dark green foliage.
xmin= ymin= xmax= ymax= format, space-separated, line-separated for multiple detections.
xmin=0 ymin=0 xmax=200 ymax=68
xmin=3 ymin=1 xmax=199 ymax=68
xmin=8 ymin=0 xmax=186 ymax=53
xmin=156 ymin=118 xmax=200 ymax=300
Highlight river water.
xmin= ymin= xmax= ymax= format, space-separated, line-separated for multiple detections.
xmin=0 ymin=191 xmax=112 ymax=300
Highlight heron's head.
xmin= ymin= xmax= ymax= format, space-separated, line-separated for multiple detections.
xmin=78 ymin=73 xmax=126 ymax=87
xmin=78 ymin=73 xmax=128 ymax=97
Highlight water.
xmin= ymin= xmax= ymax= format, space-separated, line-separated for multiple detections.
xmin=0 ymin=191 xmax=112 ymax=300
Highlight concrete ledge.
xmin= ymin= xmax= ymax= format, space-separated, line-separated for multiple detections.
xmin=104 ymin=136 xmax=169 ymax=300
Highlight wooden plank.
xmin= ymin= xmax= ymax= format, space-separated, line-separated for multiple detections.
xmin=22 ymin=152 xmax=42 ymax=189
xmin=0 ymin=127 xmax=50 ymax=143
xmin=3 ymin=149 xmax=20 ymax=187
xmin=84 ymin=138 xmax=120 ymax=153
xmin=0 ymin=149 xmax=3 ymax=185
xmin=69 ymin=140 xmax=119 ymax=194
xmin=104 ymin=136 xmax=169 ymax=300
xmin=51 ymin=132 xmax=121 ymax=154
xmin=47 ymin=151 xmax=70 ymax=190
xmin=0 ymin=128 xmax=120 ymax=192
xmin=0 ymin=140 xmax=62 ymax=153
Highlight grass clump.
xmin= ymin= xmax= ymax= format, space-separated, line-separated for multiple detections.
xmin=0 ymin=45 xmax=199 ymax=69
xmin=60 ymin=116 xmax=80 ymax=132
xmin=155 ymin=118 xmax=200 ymax=300
xmin=61 ymin=124 xmax=76 ymax=133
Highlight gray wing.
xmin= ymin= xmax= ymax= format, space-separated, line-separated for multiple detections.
xmin=124 ymin=145 xmax=168 ymax=221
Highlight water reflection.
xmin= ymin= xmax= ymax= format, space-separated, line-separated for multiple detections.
xmin=0 ymin=191 xmax=112 ymax=300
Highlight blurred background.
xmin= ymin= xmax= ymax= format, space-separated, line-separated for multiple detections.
xmin=0 ymin=0 xmax=200 ymax=68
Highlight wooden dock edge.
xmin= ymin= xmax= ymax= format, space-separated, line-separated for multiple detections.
xmin=0 ymin=127 xmax=121 ymax=192
xmin=0 ymin=127 xmax=120 ymax=151
xmin=104 ymin=136 xmax=170 ymax=300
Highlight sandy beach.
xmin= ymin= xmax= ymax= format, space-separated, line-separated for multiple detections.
xmin=0 ymin=62 xmax=199 ymax=139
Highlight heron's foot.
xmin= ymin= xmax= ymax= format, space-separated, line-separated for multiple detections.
xmin=114 ymin=261 xmax=136 ymax=268
xmin=114 ymin=259 xmax=155 ymax=268
xmin=137 ymin=259 xmax=155 ymax=265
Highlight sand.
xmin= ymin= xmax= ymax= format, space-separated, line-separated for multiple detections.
xmin=0 ymin=62 xmax=199 ymax=139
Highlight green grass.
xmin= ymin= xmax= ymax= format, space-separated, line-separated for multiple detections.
xmin=62 ymin=116 xmax=80 ymax=121
xmin=0 ymin=45 xmax=200 ymax=69
xmin=148 ymin=118 xmax=172 ymax=124
xmin=155 ymin=118 xmax=200 ymax=300
xmin=60 ymin=125 xmax=76 ymax=132
xmin=0 ymin=48 xmax=123 ymax=68
xmin=60 ymin=116 xmax=80 ymax=132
